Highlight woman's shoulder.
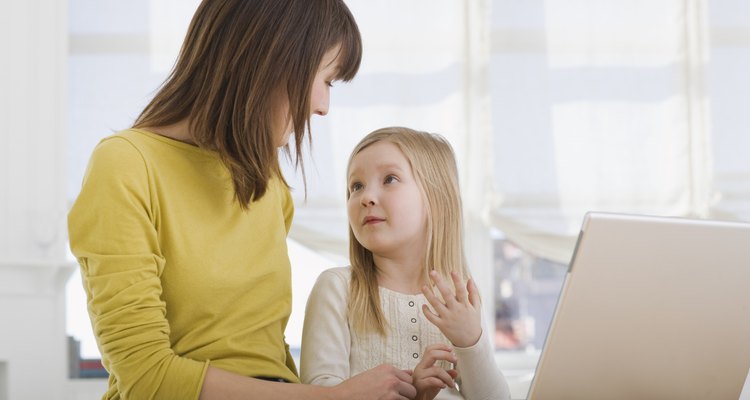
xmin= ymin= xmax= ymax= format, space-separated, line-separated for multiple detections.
xmin=88 ymin=128 xmax=218 ymax=175
xmin=86 ymin=129 xmax=156 ymax=164
xmin=80 ymin=129 xmax=153 ymax=180
xmin=90 ymin=129 xmax=141 ymax=155
xmin=96 ymin=128 xmax=210 ymax=157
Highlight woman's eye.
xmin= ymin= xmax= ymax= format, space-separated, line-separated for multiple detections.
xmin=326 ymin=81 xmax=334 ymax=88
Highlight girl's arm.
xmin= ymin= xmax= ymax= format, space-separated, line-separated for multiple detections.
xmin=452 ymin=328 xmax=511 ymax=400
xmin=301 ymin=268 xmax=354 ymax=385
xmin=421 ymin=271 xmax=512 ymax=400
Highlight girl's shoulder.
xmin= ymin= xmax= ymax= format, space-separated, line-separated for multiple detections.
xmin=308 ymin=267 xmax=352 ymax=307
xmin=316 ymin=266 xmax=351 ymax=287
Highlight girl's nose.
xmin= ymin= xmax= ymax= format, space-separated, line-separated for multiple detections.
xmin=360 ymin=190 xmax=376 ymax=207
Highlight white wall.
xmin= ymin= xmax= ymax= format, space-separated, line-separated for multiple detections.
xmin=0 ymin=1 xmax=73 ymax=399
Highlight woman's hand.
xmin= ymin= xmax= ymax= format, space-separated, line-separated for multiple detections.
xmin=333 ymin=364 xmax=416 ymax=400
xmin=421 ymin=271 xmax=482 ymax=348
xmin=413 ymin=344 xmax=459 ymax=400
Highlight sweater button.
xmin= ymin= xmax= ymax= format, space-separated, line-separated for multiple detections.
xmin=411 ymin=318 xmax=417 ymax=323
xmin=408 ymin=301 xmax=415 ymax=307
xmin=412 ymin=335 xmax=418 ymax=341
xmin=413 ymin=353 xmax=419 ymax=359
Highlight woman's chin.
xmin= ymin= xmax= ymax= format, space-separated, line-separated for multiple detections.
xmin=276 ymin=132 xmax=293 ymax=147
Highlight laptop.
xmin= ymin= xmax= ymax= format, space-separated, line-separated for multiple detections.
xmin=527 ymin=212 xmax=750 ymax=400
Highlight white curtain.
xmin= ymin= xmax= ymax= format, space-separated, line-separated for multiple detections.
xmin=487 ymin=0 xmax=716 ymax=263
xmin=706 ymin=0 xmax=750 ymax=223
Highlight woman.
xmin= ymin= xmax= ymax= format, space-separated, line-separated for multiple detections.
xmin=68 ymin=1 xmax=415 ymax=399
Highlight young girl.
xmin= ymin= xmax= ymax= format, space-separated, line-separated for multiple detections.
xmin=68 ymin=1 xmax=416 ymax=399
xmin=301 ymin=127 xmax=512 ymax=400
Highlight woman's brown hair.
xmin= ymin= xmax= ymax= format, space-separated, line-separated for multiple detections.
xmin=134 ymin=0 xmax=362 ymax=207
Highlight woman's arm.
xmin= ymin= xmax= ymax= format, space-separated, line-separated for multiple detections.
xmin=70 ymin=138 xmax=207 ymax=398
xmin=200 ymin=364 xmax=415 ymax=400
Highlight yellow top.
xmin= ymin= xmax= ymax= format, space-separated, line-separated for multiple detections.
xmin=68 ymin=128 xmax=298 ymax=399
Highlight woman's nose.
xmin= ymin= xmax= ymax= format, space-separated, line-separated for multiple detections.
xmin=313 ymin=101 xmax=329 ymax=116
xmin=312 ymin=86 xmax=330 ymax=116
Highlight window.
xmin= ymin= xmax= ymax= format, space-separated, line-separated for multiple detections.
xmin=493 ymin=235 xmax=566 ymax=352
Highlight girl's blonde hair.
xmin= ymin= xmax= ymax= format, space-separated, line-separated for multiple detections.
xmin=134 ymin=0 xmax=362 ymax=208
xmin=346 ymin=127 xmax=470 ymax=335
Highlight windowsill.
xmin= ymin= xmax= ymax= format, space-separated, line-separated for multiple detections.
xmin=496 ymin=350 xmax=538 ymax=400
xmin=65 ymin=378 xmax=109 ymax=398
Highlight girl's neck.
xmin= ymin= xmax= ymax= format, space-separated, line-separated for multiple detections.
xmin=374 ymin=254 xmax=428 ymax=295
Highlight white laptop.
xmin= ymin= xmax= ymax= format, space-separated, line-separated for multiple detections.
xmin=527 ymin=212 xmax=750 ymax=400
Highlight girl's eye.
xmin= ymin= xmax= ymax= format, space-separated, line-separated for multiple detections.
xmin=350 ymin=182 xmax=363 ymax=192
xmin=384 ymin=175 xmax=398 ymax=184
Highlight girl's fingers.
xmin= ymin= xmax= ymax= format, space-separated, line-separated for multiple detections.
xmin=422 ymin=303 xmax=441 ymax=326
xmin=421 ymin=367 xmax=457 ymax=389
xmin=451 ymin=271 xmax=468 ymax=303
xmin=430 ymin=271 xmax=457 ymax=307
xmin=467 ymin=278 xmax=481 ymax=309
xmin=418 ymin=376 xmax=448 ymax=390
xmin=421 ymin=284 xmax=447 ymax=315
xmin=425 ymin=343 xmax=454 ymax=352
xmin=419 ymin=347 xmax=456 ymax=367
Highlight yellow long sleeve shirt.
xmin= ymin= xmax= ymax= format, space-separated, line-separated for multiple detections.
xmin=68 ymin=128 xmax=298 ymax=399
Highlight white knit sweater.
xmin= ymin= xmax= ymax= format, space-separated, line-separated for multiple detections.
xmin=300 ymin=267 xmax=511 ymax=400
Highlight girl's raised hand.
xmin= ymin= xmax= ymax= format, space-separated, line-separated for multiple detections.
xmin=413 ymin=343 xmax=459 ymax=400
xmin=421 ymin=271 xmax=482 ymax=348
